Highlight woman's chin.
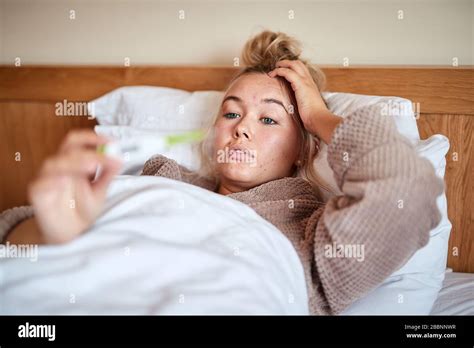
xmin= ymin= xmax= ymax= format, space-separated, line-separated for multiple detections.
xmin=217 ymin=163 xmax=256 ymax=183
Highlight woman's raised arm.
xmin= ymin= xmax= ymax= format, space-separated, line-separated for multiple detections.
xmin=309 ymin=105 xmax=444 ymax=314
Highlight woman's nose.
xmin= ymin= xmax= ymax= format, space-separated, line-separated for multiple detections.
xmin=234 ymin=121 xmax=251 ymax=140
xmin=234 ymin=125 xmax=251 ymax=140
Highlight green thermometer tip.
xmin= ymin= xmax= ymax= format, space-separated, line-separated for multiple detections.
xmin=165 ymin=129 xmax=206 ymax=147
xmin=97 ymin=144 xmax=107 ymax=154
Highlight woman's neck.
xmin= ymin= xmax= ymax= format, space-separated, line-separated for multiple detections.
xmin=217 ymin=183 xmax=235 ymax=195
xmin=216 ymin=181 xmax=247 ymax=196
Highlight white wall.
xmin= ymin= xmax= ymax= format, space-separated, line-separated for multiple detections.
xmin=0 ymin=0 xmax=472 ymax=66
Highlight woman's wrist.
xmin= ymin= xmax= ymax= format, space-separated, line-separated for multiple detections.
xmin=306 ymin=108 xmax=344 ymax=145
xmin=4 ymin=216 xmax=45 ymax=245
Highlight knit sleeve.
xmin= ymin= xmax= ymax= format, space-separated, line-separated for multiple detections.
xmin=311 ymin=104 xmax=444 ymax=315
xmin=141 ymin=154 xmax=183 ymax=181
xmin=0 ymin=206 xmax=35 ymax=243
xmin=141 ymin=154 xmax=218 ymax=191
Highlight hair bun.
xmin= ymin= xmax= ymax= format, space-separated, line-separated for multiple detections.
xmin=238 ymin=30 xmax=327 ymax=92
xmin=241 ymin=30 xmax=302 ymax=70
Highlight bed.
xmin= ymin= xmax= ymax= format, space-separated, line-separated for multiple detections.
xmin=0 ymin=65 xmax=472 ymax=315
xmin=431 ymin=270 xmax=474 ymax=315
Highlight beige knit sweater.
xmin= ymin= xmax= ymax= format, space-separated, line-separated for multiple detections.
xmin=141 ymin=105 xmax=444 ymax=315
xmin=0 ymin=105 xmax=444 ymax=315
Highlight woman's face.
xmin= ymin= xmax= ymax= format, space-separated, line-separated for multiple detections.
xmin=213 ymin=72 xmax=302 ymax=195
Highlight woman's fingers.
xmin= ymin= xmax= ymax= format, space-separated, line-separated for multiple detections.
xmin=59 ymin=129 xmax=110 ymax=154
xmin=274 ymin=59 xmax=308 ymax=77
xmin=28 ymin=174 xmax=70 ymax=205
xmin=91 ymin=158 xmax=122 ymax=198
xmin=40 ymin=150 xmax=121 ymax=178
xmin=268 ymin=67 xmax=302 ymax=91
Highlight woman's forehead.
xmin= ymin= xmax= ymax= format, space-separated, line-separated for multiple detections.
xmin=225 ymin=73 xmax=291 ymax=105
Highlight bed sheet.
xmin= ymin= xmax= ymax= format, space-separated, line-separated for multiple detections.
xmin=430 ymin=269 xmax=474 ymax=315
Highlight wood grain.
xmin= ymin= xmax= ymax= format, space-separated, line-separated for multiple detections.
xmin=1 ymin=65 xmax=472 ymax=114
xmin=417 ymin=114 xmax=474 ymax=273
xmin=0 ymin=102 xmax=96 ymax=210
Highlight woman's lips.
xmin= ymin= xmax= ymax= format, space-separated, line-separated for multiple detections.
xmin=228 ymin=147 xmax=255 ymax=159
xmin=219 ymin=146 xmax=256 ymax=164
xmin=229 ymin=149 xmax=251 ymax=156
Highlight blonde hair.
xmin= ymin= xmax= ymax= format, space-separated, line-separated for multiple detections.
xmin=198 ymin=30 xmax=332 ymax=196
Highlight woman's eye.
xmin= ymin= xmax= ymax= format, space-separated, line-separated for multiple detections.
xmin=223 ymin=113 xmax=276 ymax=125
xmin=261 ymin=117 xmax=277 ymax=125
xmin=223 ymin=113 xmax=240 ymax=119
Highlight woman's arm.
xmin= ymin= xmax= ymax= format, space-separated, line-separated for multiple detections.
xmin=310 ymin=104 xmax=444 ymax=315
xmin=303 ymin=108 xmax=343 ymax=145
xmin=4 ymin=217 xmax=45 ymax=245
xmin=268 ymin=59 xmax=343 ymax=145
xmin=2 ymin=130 xmax=121 ymax=246
xmin=264 ymin=59 xmax=442 ymax=314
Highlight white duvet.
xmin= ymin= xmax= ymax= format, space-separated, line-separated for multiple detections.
xmin=0 ymin=176 xmax=309 ymax=315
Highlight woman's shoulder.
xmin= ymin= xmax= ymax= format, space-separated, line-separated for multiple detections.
xmin=141 ymin=154 xmax=182 ymax=180
xmin=230 ymin=176 xmax=324 ymax=204
xmin=141 ymin=154 xmax=217 ymax=192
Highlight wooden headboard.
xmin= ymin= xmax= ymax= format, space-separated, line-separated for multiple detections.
xmin=0 ymin=65 xmax=473 ymax=272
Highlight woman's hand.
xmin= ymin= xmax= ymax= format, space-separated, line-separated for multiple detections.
xmin=268 ymin=59 xmax=343 ymax=144
xmin=28 ymin=130 xmax=122 ymax=244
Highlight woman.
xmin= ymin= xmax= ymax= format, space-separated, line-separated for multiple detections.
xmin=2 ymin=31 xmax=443 ymax=315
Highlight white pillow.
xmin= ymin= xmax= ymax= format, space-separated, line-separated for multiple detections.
xmin=94 ymin=125 xmax=202 ymax=175
xmin=323 ymin=92 xmax=420 ymax=141
xmin=90 ymin=86 xmax=451 ymax=314
xmin=89 ymin=86 xmax=222 ymax=131
xmin=394 ymin=135 xmax=451 ymax=277
xmin=89 ymin=87 xmax=420 ymax=141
